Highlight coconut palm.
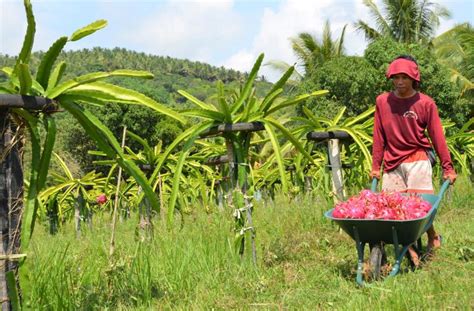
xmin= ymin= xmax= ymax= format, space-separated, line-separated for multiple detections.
xmin=355 ymin=0 xmax=450 ymax=44
xmin=292 ymin=20 xmax=347 ymax=73
xmin=433 ymin=23 xmax=474 ymax=98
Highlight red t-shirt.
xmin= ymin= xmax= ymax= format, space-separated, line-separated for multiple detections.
xmin=371 ymin=92 xmax=455 ymax=175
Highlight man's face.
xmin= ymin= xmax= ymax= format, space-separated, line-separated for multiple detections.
xmin=391 ymin=73 xmax=415 ymax=96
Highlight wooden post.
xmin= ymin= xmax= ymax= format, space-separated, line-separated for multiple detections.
xmin=0 ymin=95 xmax=57 ymax=308
xmin=109 ymin=126 xmax=126 ymax=257
xmin=306 ymin=131 xmax=350 ymax=203
xmin=328 ymin=139 xmax=345 ymax=202
xmin=158 ymin=173 xmax=165 ymax=222
xmin=74 ymin=193 xmax=84 ymax=238
xmin=216 ymin=181 xmax=224 ymax=211
xmin=200 ymin=123 xmax=264 ymax=264
xmin=137 ymin=164 xmax=154 ymax=237
xmin=0 ymin=110 xmax=23 ymax=309
xmin=304 ymin=176 xmax=312 ymax=193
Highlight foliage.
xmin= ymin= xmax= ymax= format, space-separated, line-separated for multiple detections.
xmin=433 ymin=22 xmax=474 ymax=99
xmin=444 ymin=118 xmax=474 ymax=176
xmin=165 ymin=55 xmax=327 ymax=223
xmin=299 ymin=56 xmax=383 ymax=117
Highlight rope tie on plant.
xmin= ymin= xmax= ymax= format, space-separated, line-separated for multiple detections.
xmin=239 ymin=226 xmax=255 ymax=235
xmin=233 ymin=204 xmax=253 ymax=219
xmin=0 ymin=254 xmax=27 ymax=261
xmin=229 ymin=161 xmax=250 ymax=168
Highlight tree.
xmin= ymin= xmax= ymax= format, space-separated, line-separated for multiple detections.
xmin=266 ymin=20 xmax=347 ymax=82
xmin=298 ymin=56 xmax=383 ymax=117
xmin=355 ymin=0 xmax=450 ymax=44
xmin=433 ymin=23 xmax=474 ymax=99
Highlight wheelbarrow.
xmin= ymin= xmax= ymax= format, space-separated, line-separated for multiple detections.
xmin=325 ymin=178 xmax=451 ymax=285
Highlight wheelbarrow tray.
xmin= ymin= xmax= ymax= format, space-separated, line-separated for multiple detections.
xmin=324 ymin=180 xmax=450 ymax=285
xmin=325 ymin=193 xmax=438 ymax=245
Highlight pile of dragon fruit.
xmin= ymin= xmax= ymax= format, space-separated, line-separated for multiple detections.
xmin=332 ymin=190 xmax=432 ymax=220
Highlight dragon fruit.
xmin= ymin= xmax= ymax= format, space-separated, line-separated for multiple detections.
xmin=96 ymin=194 xmax=108 ymax=205
xmin=332 ymin=190 xmax=432 ymax=220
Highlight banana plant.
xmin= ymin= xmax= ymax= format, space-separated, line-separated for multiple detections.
xmin=0 ymin=0 xmax=186 ymax=248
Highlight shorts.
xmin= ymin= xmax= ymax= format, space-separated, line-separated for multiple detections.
xmin=382 ymin=159 xmax=433 ymax=194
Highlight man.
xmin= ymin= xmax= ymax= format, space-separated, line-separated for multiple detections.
xmin=371 ymin=55 xmax=457 ymax=265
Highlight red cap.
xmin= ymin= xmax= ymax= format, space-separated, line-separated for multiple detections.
xmin=386 ymin=58 xmax=420 ymax=82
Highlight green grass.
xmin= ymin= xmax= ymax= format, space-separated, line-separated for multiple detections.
xmin=22 ymin=177 xmax=474 ymax=310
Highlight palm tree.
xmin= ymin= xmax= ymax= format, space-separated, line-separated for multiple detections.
xmin=355 ymin=0 xmax=450 ymax=44
xmin=433 ymin=23 xmax=474 ymax=98
xmin=291 ymin=20 xmax=347 ymax=73
xmin=266 ymin=20 xmax=347 ymax=82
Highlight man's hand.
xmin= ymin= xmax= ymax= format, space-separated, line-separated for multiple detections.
xmin=443 ymin=172 xmax=457 ymax=184
xmin=370 ymin=170 xmax=381 ymax=180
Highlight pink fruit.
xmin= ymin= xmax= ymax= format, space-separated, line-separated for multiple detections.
xmin=96 ymin=194 xmax=107 ymax=205
xmin=333 ymin=190 xmax=432 ymax=220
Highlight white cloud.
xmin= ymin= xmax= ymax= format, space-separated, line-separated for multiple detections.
xmin=123 ymin=0 xmax=242 ymax=63
xmin=0 ymin=1 xmax=27 ymax=56
xmin=223 ymin=0 xmax=368 ymax=80
xmin=224 ymin=50 xmax=255 ymax=72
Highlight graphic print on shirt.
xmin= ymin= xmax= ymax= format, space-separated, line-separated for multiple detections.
xmin=403 ymin=110 xmax=418 ymax=120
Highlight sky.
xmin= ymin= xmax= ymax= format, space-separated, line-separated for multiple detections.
xmin=1 ymin=0 xmax=473 ymax=81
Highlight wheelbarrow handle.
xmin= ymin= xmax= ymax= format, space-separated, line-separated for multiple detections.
xmin=437 ymin=179 xmax=451 ymax=199
xmin=371 ymin=178 xmax=378 ymax=192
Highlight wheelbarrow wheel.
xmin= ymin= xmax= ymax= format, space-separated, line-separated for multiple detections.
xmin=369 ymin=243 xmax=385 ymax=280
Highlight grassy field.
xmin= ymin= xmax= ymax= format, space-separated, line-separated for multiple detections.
xmin=22 ymin=177 xmax=474 ymax=310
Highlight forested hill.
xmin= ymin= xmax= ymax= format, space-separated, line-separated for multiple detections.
xmin=0 ymin=46 xmax=250 ymax=81
xmin=0 ymin=48 xmax=273 ymax=172
xmin=0 ymin=47 xmax=272 ymax=104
